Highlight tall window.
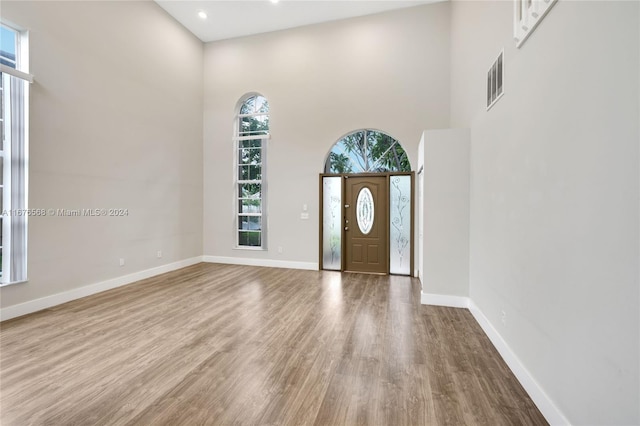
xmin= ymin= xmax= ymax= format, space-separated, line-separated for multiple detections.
xmin=1 ymin=23 xmax=30 ymax=285
xmin=235 ymin=94 xmax=269 ymax=248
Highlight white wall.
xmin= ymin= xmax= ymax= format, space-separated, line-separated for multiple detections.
xmin=2 ymin=2 xmax=636 ymax=422
xmin=203 ymin=3 xmax=451 ymax=265
xmin=451 ymin=1 xmax=639 ymax=424
xmin=0 ymin=1 xmax=204 ymax=310
xmin=419 ymin=129 xmax=470 ymax=300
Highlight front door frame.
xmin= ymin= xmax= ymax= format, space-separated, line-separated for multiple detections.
xmin=319 ymin=171 xmax=414 ymax=275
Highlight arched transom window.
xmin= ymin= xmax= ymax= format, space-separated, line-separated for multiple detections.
xmin=324 ymin=130 xmax=410 ymax=174
xmin=235 ymin=94 xmax=269 ymax=248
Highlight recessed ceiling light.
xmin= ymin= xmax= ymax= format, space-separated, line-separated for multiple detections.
xmin=198 ymin=10 xmax=208 ymax=19
xmin=270 ymin=0 xmax=279 ymax=3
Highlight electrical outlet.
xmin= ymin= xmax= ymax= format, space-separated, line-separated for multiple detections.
xmin=157 ymin=250 xmax=162 ymax=259
xmin=501 ymin=310 xmax=507 ymax=326
xmin=277 ymin=246 xmax=283 ymax=254
xmin=119 ymin=258 xmax=125 ymax=267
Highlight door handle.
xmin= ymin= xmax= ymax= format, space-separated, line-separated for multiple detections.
xmin=344 ymin=226 xmax=349 ymax=231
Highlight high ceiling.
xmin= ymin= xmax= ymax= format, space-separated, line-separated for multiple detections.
xmin=154 ymin=1 xmax=441 ymax=43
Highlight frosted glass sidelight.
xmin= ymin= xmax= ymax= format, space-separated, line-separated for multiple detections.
xmin=390 ymin=175 xmax=411 ymax=275
xmin=322 ymin=177 xmax=342 ymax=270
xmin=356 ymin=188 xmax=374 ymax=235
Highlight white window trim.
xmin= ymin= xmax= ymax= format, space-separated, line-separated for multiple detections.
xmin=233 ymin=134 xmax=271 ymax=142
xmin=1 ymin=73 xmax=13 ymax=283
xmin=0 ymin=65 xmax=33 ymax=84
xmin=0 ymin=22 xmax=29 ymax=286
xmin=238 ymin=111 xmax=269 ymax=119
xmin=234 ymin=136 xmax=268 ymax=250
xmin=234 ymin=94 xmax=269 ymax=250
xmin=514 ymin=0 xmax=558 ymax=48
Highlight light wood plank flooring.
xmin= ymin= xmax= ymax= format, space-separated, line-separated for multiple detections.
xmin=0 ymin=263 xmax=547 ymax=425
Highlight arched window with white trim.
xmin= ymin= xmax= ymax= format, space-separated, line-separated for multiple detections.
xmin=235 ymin=94 xmax=269 ymax=248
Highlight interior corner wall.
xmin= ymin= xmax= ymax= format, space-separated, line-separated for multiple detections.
xmin=202 ymin=3 xmax=451 ymax=265
xmin=420 ymin=128 xmax=470 ymax=299
xmin=450 ymin=1 xmax=640 ymax=424
xmin=0 ymin=1 xmax=204 ymax=310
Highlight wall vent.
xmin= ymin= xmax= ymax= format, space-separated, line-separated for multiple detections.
xmin=487 ymin=50 xmax=504 ymax=110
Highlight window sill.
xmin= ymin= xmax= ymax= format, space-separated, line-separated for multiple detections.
xmin=233 ymin=246 xmax=267 ymax=251
xmin=0 ymin=279 xmax=28 ymax=287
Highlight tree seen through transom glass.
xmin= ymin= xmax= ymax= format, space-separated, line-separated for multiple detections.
xmin=325 ymin=130 xmax=411 ymax=174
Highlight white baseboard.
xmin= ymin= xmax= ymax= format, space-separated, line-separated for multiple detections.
xmin=0 ymin=256 xmax=204 ymax=322
xmin=1 ymin=256 xmax=315 ymax=321
xmin=421 ymin=292 xmax=470 ymax=308
xmin=468 ymin=300 xmax=571 ymax=426
xmin=203 ymin=255 xmax=318 ymax=271
xmin=421 ymin=293 xmax=569 ymax=425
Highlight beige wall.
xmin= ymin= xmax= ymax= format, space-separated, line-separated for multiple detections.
xmin=450 ymin=1 xmax=639 ymax=424
xmin=2 ymin=2 xmax=637 ymax=423
xmin=203 ymin=3 xmax=451 ymax=264
xmin=419 ymin=129 xmax=470 ymax=298
xmin=0 ymin=1 xmax=204 ymax=309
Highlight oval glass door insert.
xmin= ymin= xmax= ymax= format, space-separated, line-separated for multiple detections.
xmin=356 ymin=187 xmax=375 ymax=234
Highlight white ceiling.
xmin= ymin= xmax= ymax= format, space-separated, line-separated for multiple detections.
xmin=154 ymin=1 xmax=440 ymax=42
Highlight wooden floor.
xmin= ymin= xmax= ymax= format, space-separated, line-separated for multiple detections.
xmin=0 ymin=263 xmax=547 ymax=425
